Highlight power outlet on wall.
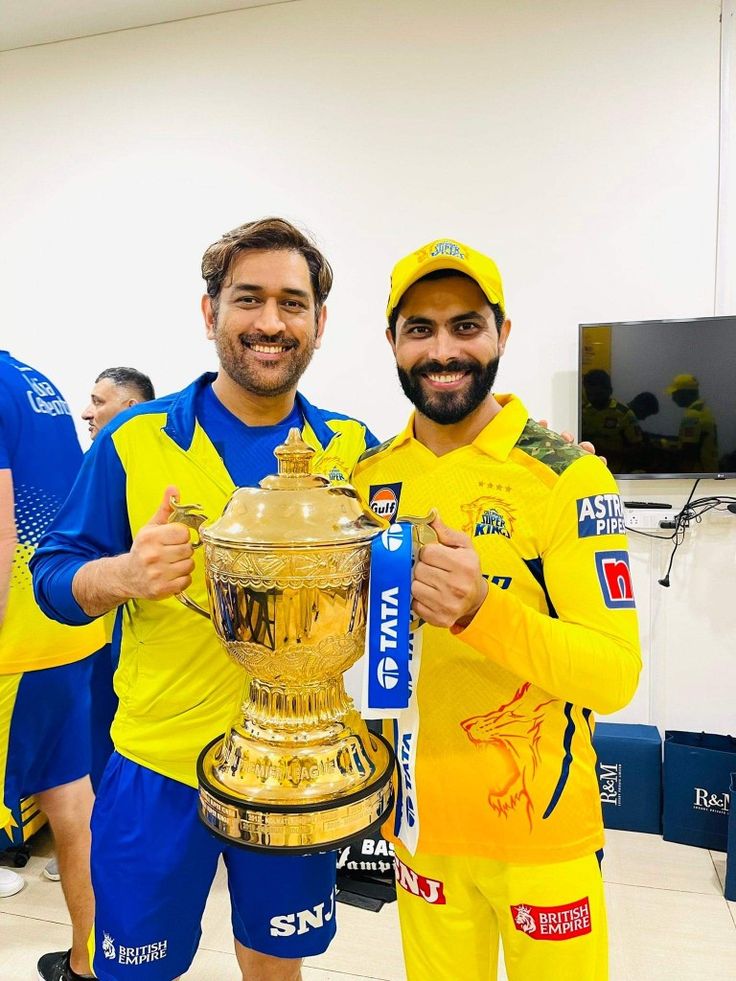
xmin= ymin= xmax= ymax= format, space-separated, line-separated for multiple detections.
xmin=625 ymin=509 xmax=674 ymax=531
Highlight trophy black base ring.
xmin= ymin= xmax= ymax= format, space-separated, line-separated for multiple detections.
xmin=196 ymin=732 xmax=395 ymax=855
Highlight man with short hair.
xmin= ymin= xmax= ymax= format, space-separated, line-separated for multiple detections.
xmin=665 ymin=372 xmax=719 ymax=473
xmin=32 ymin=218 xmax=378 ymax=981
xmin=82 ymin=367 xmax=155 ymax=442
xmin=0 ymin=351 xmax=105 ymax=976
xmin=352 ymin=239 xmax=642 ymax=980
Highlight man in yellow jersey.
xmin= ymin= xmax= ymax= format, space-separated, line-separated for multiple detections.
xmin=665 ymin=373 xmax=720 ymax=473
xmin=352 ymin=240 xmax=642 ymax=981
xmin=0 ymin=352 xmax=105 ymax=977
xmin=31 ymin=219 xmax=379 ymax=981
xmin=581 ymin=369 xmax=643 ymax=474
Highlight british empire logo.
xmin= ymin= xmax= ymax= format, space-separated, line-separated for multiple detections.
xmin=510 ymin=898 xmax=592 ymax=941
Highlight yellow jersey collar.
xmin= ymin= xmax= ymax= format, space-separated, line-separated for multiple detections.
xmin=393 ymin=394 xmax=529 ymax=461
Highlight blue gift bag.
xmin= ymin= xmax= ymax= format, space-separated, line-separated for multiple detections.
xmin=663 ymin=731 xmax=735 ymax=851
xmin=725 ymin=773 xmax=736 ymax=901
xmin=592 ymin=723 xmax=662 ymax=834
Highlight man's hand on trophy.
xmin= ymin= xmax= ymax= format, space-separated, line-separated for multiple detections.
xmin=122 ymin=485 xmax=196 ymax=600
xmin=411 ymin=514 xmax=489 ymax=633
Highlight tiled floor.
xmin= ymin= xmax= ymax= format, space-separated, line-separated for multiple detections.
xmin=1 ymin=828 xmax=735 ymax=980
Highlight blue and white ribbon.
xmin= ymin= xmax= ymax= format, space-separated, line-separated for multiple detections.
xmin=363 ymin=522 xmax=413 ymax=713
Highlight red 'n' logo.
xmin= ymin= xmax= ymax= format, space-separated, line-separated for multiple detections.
xmin=595 ymin=551 xmax=635 ymax=609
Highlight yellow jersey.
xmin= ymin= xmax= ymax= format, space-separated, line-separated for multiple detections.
xmin=352 ymin=394 xmax=641 ymax=863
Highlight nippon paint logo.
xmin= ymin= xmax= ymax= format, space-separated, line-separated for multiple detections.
xmin=693 ymin=788 xmax=730 ymax=814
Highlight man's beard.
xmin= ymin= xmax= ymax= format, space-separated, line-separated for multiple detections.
xmin=397 ymin=357 xmax=500 ymax=425
xmin=213 ymin=327 xmax=317 ymax=397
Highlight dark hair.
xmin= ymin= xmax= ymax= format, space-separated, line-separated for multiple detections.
xmin=583 ymin=369 xmax=612 ymax=388
xmin=201 ymin=217 xmax=333 ymax=316
xmin=387 ymin=269 xmax=505 ymax=338
xmin=628 ymin=391 xmax=660 ymax=418
xmin=96 ymin=367 xmax=155 ymax=402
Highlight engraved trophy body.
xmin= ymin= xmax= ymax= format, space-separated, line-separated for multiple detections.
xmin=172 ymin=429 xmax=394 ymax=853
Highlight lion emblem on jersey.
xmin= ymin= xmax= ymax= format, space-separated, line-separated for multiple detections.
xmin=513 ymin=905 xmax=537 ymax=934
xmin=460 ymin=683 xmax=554 ymax=830
xmin=460 ymin=496 xmax=515 ymax=539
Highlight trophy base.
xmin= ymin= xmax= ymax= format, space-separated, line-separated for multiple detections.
xmin=197 ymin=731 xmax=395 ymax=853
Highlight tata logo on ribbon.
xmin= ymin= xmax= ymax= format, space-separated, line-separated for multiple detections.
xmin=369 ymin=483 xmax=402 ymax=522
xmin=381 ymin=525 xmax=404 ymax=552
xmin=377 ymin=656 xmax=400 ymax=689
xmin=595 ymin=551 xmax=635 ymax=609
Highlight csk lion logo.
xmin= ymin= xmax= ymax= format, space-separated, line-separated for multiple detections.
xmin=460 ymin=496 xmax=515 ymax=539
xmin=461 ymin=683 xmax=554 ymax=830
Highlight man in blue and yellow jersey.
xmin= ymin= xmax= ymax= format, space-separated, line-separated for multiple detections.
xmin=0 ymin=352 xmax=105 ymax=975
xmin=665 ymin=373 xmax=720 ymax=473
xmin=352 ymin=240 xmax=642 ymax=981
xmin=31 ymin=219 xmax=378 ymax=981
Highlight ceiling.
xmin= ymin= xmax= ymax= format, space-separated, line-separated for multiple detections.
xmin=0 ymin=0 xmax=298 ymax=52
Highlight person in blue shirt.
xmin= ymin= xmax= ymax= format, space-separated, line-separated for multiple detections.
xmin=0 ymin=353 xmax=104 ymax=979
xmin=31 ymin=218 xmax=378 ymax=981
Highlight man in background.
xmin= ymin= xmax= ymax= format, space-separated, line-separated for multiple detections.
xmin=0 ymin=350 xmax=104 ymax=978
xmin=82 ymin=366 xmax=155 ymax=441
xmin=43 ymin=366 xmax=155 ymax=887
xmin=581 ymin=368 xmax=643 ymax=474
xmin=665 ymin=373 xmax=719 ymax=473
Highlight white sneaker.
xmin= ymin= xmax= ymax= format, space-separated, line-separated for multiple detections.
xmin=43 ymin=857 xmax=60 ymax=881
xmin=0 ymin=867 xmax=24 ymax=898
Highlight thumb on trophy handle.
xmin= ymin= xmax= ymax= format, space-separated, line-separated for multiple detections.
xmin=148 ymin=485 xmax=181 ymax=526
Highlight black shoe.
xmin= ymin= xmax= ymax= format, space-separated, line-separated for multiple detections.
xmin=37 ymin=949 xmax=95 ymax=981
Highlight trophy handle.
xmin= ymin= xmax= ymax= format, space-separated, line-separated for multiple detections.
xmin=397 ymin=510 xmax=439 ymax=630
xmin=168 ymin=498 xmax=211 ymax=619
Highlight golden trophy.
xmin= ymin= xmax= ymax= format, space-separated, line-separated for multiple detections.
xmin=171 ymin=429 xmax=395 ymax=853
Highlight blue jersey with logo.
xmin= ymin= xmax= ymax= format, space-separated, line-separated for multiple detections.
xmin=0 ymin=351 xmax=104 ymax=672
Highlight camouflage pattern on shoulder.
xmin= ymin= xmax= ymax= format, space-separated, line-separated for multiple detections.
xmin=515 ymin=420 xmax=586 ymax=476
xmin=357 ymin=436 xmax=398 ymax=465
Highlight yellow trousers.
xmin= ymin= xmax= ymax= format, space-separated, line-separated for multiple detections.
xmin=394 ymin=844 xmax=607 ymax=981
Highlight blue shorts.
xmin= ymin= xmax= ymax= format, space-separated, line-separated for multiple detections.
xmin=89 ymin=644 xmax=117 ymax=792
xmin=1 ymin=656 xmax=93 ymax=837
xmin=91 ymin=754 xmax=338 ymax=980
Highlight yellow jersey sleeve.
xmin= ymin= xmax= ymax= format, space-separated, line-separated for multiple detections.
xmin=459 ymin=453 xmax=641 ymax=715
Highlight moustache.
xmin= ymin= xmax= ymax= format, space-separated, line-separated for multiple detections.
xmin=411 ymin=359 xmax=481 ymax=377
xmin=239 ymin=333 xmax=299 ymax=349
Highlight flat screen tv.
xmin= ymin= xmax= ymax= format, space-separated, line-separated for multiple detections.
xmin=579 ymin=317 xmax=736 ymax=479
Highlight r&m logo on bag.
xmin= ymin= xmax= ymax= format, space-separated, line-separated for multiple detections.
xmin=693 ymin=787 xmax=730 ymax=814
xmin=599 ymin=762 xmax=622 ymax=807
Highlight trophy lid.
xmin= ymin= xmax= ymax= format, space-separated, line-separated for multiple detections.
xmin=201 ymin=428 xmax=386 ymax=547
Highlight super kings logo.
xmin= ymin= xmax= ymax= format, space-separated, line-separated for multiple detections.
xmin=511 ymin=898 xmax=592 ymax=940
xmin=461 ymin=683 xmax=554 ymax=830
xmin=595 ymin=551 xmax=635 ymax=609
xmin=460 ymin=496 xmax=515 ymax=539
xmin=394 ymin=856 xmax=446 ymax=905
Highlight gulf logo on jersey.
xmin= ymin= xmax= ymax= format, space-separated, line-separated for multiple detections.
xmin=595 ymin=551 xmax=635 ymax=609
xmin=369 ymin=482 xmax=402 ymax=522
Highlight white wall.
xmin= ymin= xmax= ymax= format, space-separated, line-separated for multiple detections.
xmin=1 ymin=0 xmax=733 ymax=733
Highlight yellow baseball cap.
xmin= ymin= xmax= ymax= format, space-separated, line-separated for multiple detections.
xmin=386 ymin=238 xmax=505 ymax=321
xmin=665 ymin=373 xmax=699 ymax=394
